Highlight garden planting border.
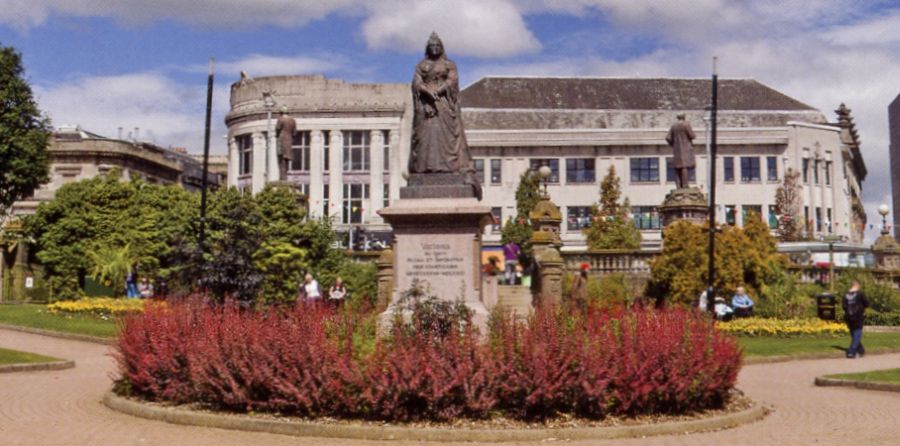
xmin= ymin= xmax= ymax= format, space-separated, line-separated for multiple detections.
xmin=814 ymin=376 xmax=900 ymax=393
xmin=743 ymin=347 xmax=900 ymax=365
xmin=103 ymin=392 xmax=767 ymax=442
xmin=0 ymin=359 xmax=74 ymax=373
xmin=0 ymin=323 xmax=112 ymax=345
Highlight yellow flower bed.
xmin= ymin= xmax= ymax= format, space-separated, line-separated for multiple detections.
xmin=716 ymin=317 xmax=847 ymax=337
xmin=47 ymin=298 xmax=162 ymax=317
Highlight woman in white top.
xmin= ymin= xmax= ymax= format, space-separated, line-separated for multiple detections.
xmin=299 ymin=273 xmax=322 ymax=301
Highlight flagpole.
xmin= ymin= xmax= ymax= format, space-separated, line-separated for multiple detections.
xmin=707 ymin=57 xmax=718 ymax=314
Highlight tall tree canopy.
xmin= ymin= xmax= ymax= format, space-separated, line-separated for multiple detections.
xmin=0 ymin=44 xmax=51 ymax=217
xmin=583 ymin=166 xmax=641 ymax=250
xmin=774 ymin=167 xmax=805 ymax=241
xmin=500 ymin=168 xmax=541 ymax=256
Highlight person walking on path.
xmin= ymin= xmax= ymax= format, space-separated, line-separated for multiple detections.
xmin=502 ymin=240 xmax=520 ymax=285
xmin=328 ymin=277 xmax=347 ymax=308
xmin=298 ymin=273 xmax=322 ymax=302
xmin=842 ymin=279 xmax=869 ymax=358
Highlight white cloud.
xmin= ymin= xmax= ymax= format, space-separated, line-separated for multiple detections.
xmin=34 ymin=72 xmax=230 ymax=154
xmin=821 ymin=10 xmax=900 ymax=46
xmin=361 ymin=0 xmax=540 ymax=57
xmin=0 ymin=0 xmax=358 ymax=30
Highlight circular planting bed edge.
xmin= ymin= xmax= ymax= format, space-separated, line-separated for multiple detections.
xmin=103 ymin=392 xmax=768 ymax=442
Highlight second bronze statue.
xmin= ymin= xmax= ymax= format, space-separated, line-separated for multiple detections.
xmin=274 ymin=106 xmax=295 ymax=181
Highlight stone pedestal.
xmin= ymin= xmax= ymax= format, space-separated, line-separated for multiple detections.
xmin=375 ymin=248 xmax=394 ymax=313
xmin=659 ymin=187 xmax=708 ymax=227
xmin=377 ymin=197 xmax=492 ymax=330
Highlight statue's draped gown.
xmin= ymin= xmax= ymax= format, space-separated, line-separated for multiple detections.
xmin=410 ymin=55 xmax=472 ymax=173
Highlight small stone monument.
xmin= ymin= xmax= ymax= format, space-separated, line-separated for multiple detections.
xmin=528 ymin=174 xmax=564 ymax=307
xmin=872 ymin=204 xmax=900 ymax=270
xmin=659 ymin=114 xmax=708 ymax=227
xmin=377 ymin=33 xmax=492 ymax=330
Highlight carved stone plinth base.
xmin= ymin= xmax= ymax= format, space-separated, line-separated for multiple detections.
xmin=659 ymin=187 xmax=708 ymax=227
xmin=400 ymin=173 xmax=477 ymax=199
xmin=376 ymin=197 xmax=492 ymax=333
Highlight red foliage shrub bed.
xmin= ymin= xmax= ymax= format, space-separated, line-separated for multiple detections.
xmin=114 ymin=303 xmax=741 ymax=422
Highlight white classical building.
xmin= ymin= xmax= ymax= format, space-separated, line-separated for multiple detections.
xmin=226 ymin=75 xmax=867 ymax=249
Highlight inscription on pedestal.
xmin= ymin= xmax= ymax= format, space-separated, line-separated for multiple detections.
xmin=406 ymin=242 xmax=465 ymax=278
xmin=395 ymin=233 xmax=475 ymax=302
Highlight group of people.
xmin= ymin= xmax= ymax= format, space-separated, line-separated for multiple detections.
xmin=482 ymin=241 xmax=533 ymax=286
xmin=297 ymin=274 xmax=349 ymax=307
xmin=125 ymin=272 xmax=155 ymax=299
xmin=699 ymin=287 xmax=756 ymax=321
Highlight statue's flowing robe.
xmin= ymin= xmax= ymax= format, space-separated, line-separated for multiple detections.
xmin=275 ymin=115 xmax=296 ymax=160
xmin=409 ymin=57 xmax=472 ymax=173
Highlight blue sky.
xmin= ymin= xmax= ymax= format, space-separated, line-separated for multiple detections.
xmin=2 ymin=0 xmax=900 ymax=240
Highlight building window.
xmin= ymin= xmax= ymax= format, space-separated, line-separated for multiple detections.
xmin=296 ymin=183 xmax=310 ymax=197
xmin=632 ymin=206 xmax=660 ymax=230
xmin=725 ymin=205 xmax=736 ymax=226
xmin=342 ymin=183 xmax=369 ymax=224
xmin=567 ymin=206 xmax=592 ymax=231
xmin=237 ymin=134 xmax=253 ymax=175
xmin=824 ymin=161 xmax=832 ymax=185
xmin=342 ymin=130 xmax=370 ymax=172
xmin=768 ymin=205 xmax=778 ymax=229
xmin=740 ymin=157 xmax=760 ymax=182
xmin=802 ymin=158 xmax=810 ymax=183
xmin=804 ymin=206 xmax=810 ymax=233
xmin=323 ymin=132 xmax=330 ymax=171
xmin=813 ymin=160 xmax=820 ymax=184
xmin=473 ymin=159 xmax=485 ymax=184
xmin=826 ymin=208 xmax=833 ymax=233
xmin=290 ymin=131 xmax=311 ymax=171
xmin=323 ymin=184 xmax=329 ymax=217
xmin=383 ymin=130 xmax=390 ymax=171
xmin=530 ymin=158 xmax=560 ymax=183
xmin=742 ymin=205 xmax=762 ymax=226
xmin=490 ymin=207 xmax=502 ymax=232
xmin=630 ymin=158 xmax=659 ymax=183
xmin=383 ymin=183 xmax=390 ymax=208
xmin=766 ymin=156 xmax=777 ymax=181
xmin=566 ymin=158 xmax=595 ymax=184
xmin=490 ymin=159 xmax=502 ymax=184
xmin=815 ymin=207 xmax=822 ymax=232
xmin=723 ymin=156 xmax=734 ymax=182
xmin=665 ymin=158 xmax=696 ymax=183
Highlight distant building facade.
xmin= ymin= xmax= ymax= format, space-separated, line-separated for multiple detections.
xmin=890 ymin=93 xmax=900 ymax=241
xmin=225 ymin=75 xmax=868 ymax=248
xmin=10 ymin=126 xmax=222 ymax=216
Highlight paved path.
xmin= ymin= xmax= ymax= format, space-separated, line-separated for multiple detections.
xmin=1 ymin=328 xmax=898 ymax=446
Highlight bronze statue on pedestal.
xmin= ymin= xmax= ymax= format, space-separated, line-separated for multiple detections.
xmin=274 ymin=106 xmax=295 ymax=181
xmin=665 ymin=113 xmax=696 ymax=189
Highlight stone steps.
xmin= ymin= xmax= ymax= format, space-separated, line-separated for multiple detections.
xmin=496 ymin=285 xmax=533 ymax=318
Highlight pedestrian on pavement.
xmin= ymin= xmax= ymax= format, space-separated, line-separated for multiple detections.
xmin=502 ymin=240 xmax=520 ymax=285
xmin=298 ymin=273 xmax=323 ymax=302
xmin=125 ymin=271 xmax=139 ymax=298
xmin=842 ymin=279 xmax=870 ymax=358
xmin=328 ymin=276 xmax=347 ymax=308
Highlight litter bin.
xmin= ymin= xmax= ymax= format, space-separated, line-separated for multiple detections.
xmin=816 ymin=293 xmax=836 ymax=321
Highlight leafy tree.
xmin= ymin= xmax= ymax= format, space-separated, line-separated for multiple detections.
xmin=648 ymin=217 xmax=786 ymax=306
xmin=501 ymin=168 xmax=540 ymax=255
xmin=583 ymin=166 xmax=641 ymax=250
xmin=253 ymin=241 xmax=307 ymax=304
xmin=0 ymin=44 xmax=51 ymax=218
xmin=25 ymin=172 xmax=196 ymax=298
xmin=774 ymin=168 xmax=804 ymax=241
xmin=87 ymin=243 xmax=147 ymax=296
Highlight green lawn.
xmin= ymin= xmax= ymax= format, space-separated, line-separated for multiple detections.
xmin=738 ymin=332 xmax=900 ymax=357
xmin=0 ymin=347 xmax=62 ymax=365
xmin=826 ymin=368 xmax=900 ymax=384
xmin=0 ymin=304 xmax=117 ymax=339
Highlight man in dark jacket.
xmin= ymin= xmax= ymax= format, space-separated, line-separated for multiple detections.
xmin=842 ymin=279 xmax=870 ymax=358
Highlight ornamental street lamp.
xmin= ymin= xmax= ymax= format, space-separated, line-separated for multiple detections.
xmin=538 ymin=165 xmax=552 ymax=196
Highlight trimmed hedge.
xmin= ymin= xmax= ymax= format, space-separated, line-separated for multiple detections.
xmin=114 ymin=302 xmax=741 ymax=422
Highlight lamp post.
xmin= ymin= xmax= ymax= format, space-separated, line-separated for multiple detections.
xmin=706 ymin=57 xmax=719 ymax=314
xmin=823 ymin=233 xmax=843 ymax=293
xmin=262 ymin=90 xmax=277 ymax=182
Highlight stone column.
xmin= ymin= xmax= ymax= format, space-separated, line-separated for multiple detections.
xmin=329 ymin=130 xmax=343 ymax=221
xmin=267 ymin=121 xmax=279 ymax=183
xmin=227 ymin=137 xmax=239 ymax=188
xmin=309 ymin=130 xmax=325 ymax=218
xmin=375 ymin=247 xmax=394 ymax=313
xmin=251 ymin=132 xmax=267 ymax=194
xmin=369 ymin=129 xmax=384 ymax=223
xmin=388 ymin=129 xmax=400 ymax=202
xmin=535 ymin=247 xmax=564 ymax=307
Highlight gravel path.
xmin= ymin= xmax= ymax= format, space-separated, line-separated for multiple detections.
xmin=1 ymin=328 xmax=898 ymax=445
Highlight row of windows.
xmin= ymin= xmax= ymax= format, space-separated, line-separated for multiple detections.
xmin=237 ymin=130 xmax=392 ymax=176
xmin=801 ymin=158 xmax=833 ymax=185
